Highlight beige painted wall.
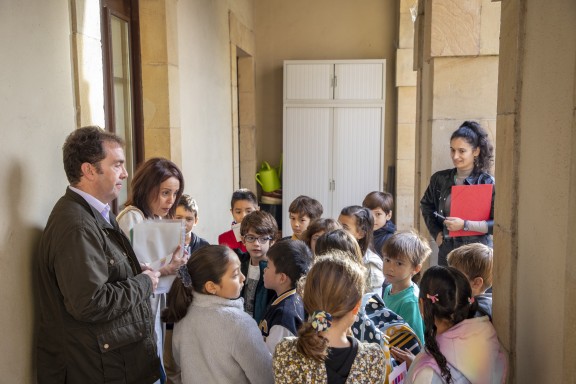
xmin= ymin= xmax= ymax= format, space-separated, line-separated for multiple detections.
xmin=254 ymin=0 xmax=398 ymax=200
xmin=0 ymin=2 xmax=256 ymax=381
xmin=176 ymin=0 xmax=255 ymax=242
xmin=0 ymin=2 xmax=76 ymax=381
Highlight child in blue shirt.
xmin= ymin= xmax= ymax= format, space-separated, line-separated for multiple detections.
xmin=382 ymin=230 xmax=431 ymax=345
xmin=259 ymin=240 xmax=312 ymax=353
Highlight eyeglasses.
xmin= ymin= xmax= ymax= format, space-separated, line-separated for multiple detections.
xmin=243 ymin=235 xmax=273 ymax=244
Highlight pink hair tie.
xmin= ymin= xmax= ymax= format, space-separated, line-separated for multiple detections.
xmin=468 ymin=297 xmax=475 ymax=304
xmin=426 ymin=293 xmax=439 ymax=303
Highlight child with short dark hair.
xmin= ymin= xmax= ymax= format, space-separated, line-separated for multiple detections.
xmin=404 ymin=266 xmax=506 ymax=384
xmin=447 ymin=243 xmax=494 ymax=319
xmin=260 ymin=240 xmax=313 ymax=353
xmin=314 ymin=229 xmax=364 ymax=265
xmin=362 ymin=191 xmax=396 ymax=258
xmin=218 ymin=188 xmax=259 ymax=254
xmin=162 ymin=245 xmax=273 ymax=384
xmin=382 ymin=230 xmax=431 ymax=345
xmin=286 ymin=195 xmax=323 ymax=240
xmin=301 ymin=218 xmax=341 ymax=255
xmin=240 ymin=210 xmax=278 ymax=323
xmin=176 ymin=194 xmax=209 ymax=255
xmin=338 ymin=205 xmax=385 ymax=296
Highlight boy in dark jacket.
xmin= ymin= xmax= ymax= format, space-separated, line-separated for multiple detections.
xmin=260 ymin=240 xmax=312 ymax=353
xmin=363 ymin=191 xmax=396 ymax=258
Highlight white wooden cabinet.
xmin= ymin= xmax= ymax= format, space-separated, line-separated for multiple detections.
xmin=283 ymin=60 xmax=386 ymax=233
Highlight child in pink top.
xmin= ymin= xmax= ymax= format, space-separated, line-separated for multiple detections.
xmin=404 ymin=266 xmax=507 ymax=384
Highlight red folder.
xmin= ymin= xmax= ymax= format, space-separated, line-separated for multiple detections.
xmin=449 ymin=184 xmax=493 ymax=237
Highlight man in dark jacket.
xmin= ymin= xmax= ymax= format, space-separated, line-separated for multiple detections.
xmin=36 ymin=127 xmax=161 ymax=383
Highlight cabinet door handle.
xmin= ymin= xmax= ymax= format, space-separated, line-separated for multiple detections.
xmin=329 ymin=179 xmax=336 ymax=191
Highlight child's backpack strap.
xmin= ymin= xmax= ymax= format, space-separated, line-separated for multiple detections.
xmin=352 ymin=293 xmax=422 ymax=355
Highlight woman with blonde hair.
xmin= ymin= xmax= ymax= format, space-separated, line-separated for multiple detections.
xmin=273 ymin=253 xmax=391 ymax=383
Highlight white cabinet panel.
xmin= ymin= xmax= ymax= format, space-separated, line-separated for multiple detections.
xmin=334 ymin=63 xmax=384 ymax=100
xmin=285 ymin=64 xmax=333 ymax=100
xmin=332 ymin=108 xmax=382 ymax=215
xmin=283 ymin=60 xmax=386 ymax=236
xmin=283 ymin=107 xmax=332 ymax=231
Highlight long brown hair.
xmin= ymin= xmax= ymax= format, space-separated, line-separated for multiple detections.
xmin=296 ymin=253 xmax=366 ymax=361
xmin=125 ymin=157 xmax=184 ymax=219
xmin=161 ymin=245 xmax=234 ymax=323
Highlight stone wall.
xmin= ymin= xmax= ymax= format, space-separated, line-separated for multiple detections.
xmin=414 ymin=0 xmax=500 ymax=257
xmin=395 ymin=0 xmax=418 ymax=230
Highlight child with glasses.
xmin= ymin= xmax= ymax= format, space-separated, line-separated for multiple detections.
xmin=240 ymin=210 xmax=278 ymax=323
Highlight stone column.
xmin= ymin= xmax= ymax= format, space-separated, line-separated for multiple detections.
xmin=395 ymin=0 xmax=418 ymax=231
xmin=70 ymin=0 xmax=105 ymax=128
xmin=140 ymin=0 xmax=182 ymax=165
xmin=495 ymin=0 xmax=576 ymax=381
xmin=413 ymin=0 xmax=500 ymax=250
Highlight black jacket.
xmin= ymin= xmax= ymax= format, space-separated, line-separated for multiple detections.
xmin=420 ymin=168 xmax=495 ymax=240
xmin=373 ymin=220 xmax=396 ymax=257
xmin=37 ymin=188 xmax=160 ymax=384
xmin=236 ymin=250 xmax=274 ymax=324
xmin=188 ymin=232 xmax=209 ymax=254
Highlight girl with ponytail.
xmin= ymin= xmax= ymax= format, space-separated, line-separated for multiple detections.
xmin=405 ymin=266 xmax=506 ymax=384
xmin=162 ymin=245 xmax=273 ymax=384
xmin=273 ymin=252 xmax=391 ymax=383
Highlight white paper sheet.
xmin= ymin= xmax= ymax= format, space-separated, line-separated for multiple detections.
xmin=389 ymin=361 xmax=407 ymax=384
xmin=131 ymin=219 xmax=185 ymax=294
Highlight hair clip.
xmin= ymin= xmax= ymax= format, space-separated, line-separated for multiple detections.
xmin=468 ymin=297 xmax=475 ymax=304
xmin=177 ymin=264 xmax=193 ymax=288
xmin=310 ymin=310 xmax=333 ymax=332
xmin=426 ymin=293 xmax=439 ymax=304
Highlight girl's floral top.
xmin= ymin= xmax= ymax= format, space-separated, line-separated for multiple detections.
xmin=273 ymin=337 xmax=391 ymax=383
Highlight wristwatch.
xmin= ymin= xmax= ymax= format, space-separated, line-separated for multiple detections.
xmin=463 ymin=220 xmax=469 ymax=231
